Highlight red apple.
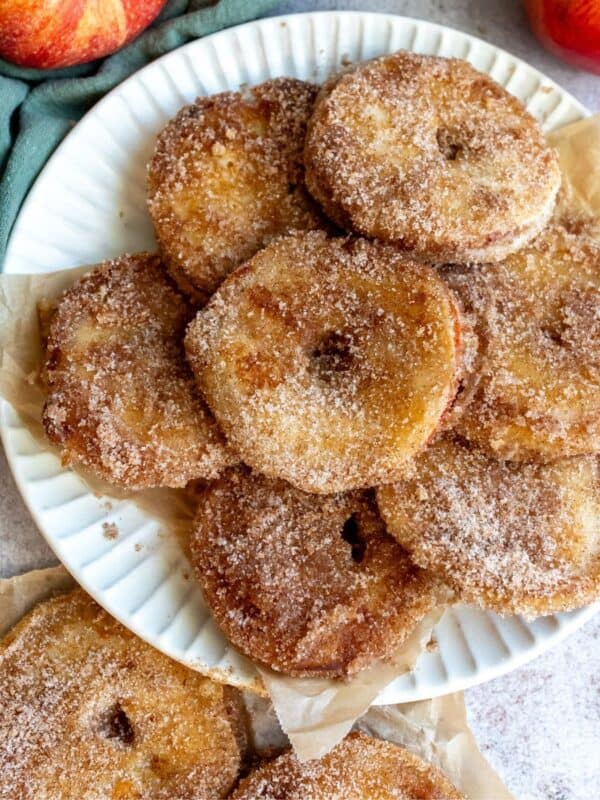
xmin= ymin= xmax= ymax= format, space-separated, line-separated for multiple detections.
xmin=0 ymin=0 xmax=167 ymax=69
xmin=525 ymin=0 xmax=600 ymax=74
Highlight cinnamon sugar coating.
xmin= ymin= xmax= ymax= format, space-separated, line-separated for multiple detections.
xmin=452 ymin=227 xmax=600 ymax=461
xmin=0 ymin=590 xmax=246 ymax=800
xmin=377 ymin=435 xmax=600 ymax=616
xmin=230 ymin=732 xmax=464 ymax=799
xmin=185 ymin=232 xmax=461 ymax=494
xmin=42 ymin=253 xmax=234 ymax=489
xmin=190 ymin=468 xmax=441 ymax=678
xmin=305 ymin=52 xmax=560 ymax=262
xmin=147 ymin=78 xmax=325 ymax=303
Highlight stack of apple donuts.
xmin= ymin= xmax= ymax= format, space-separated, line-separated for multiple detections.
xmin=41 ymin=51 xmax=600 ymax=683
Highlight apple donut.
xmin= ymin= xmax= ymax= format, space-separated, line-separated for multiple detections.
xmin=185 ymin=232 xmax=461 ymax=494
xmin=377 ymin=435 xmax=600 ymax=616
xmin=190 ymin=467 xmax=441 ymax=679
xmin=0 ymin=590 xmax=246 ymax=800
xmin=230 ymin=732 xmax=464 ymax=800
xmin=452 ymin=227 xmax=600 ymax=461
xmin=147 ymin=78 xmax=324 ymax=303
xmin=305 ymin=51 xmax=560 ymax=262
xmin=42 ymin=253 xmax=235 ymax=489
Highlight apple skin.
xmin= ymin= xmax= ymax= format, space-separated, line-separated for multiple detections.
xmin=525 ymin=0 xmax=600 ymax=74
xmin=0 ymin=0 xmax=167 ymax=69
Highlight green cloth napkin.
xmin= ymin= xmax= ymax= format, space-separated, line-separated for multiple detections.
xmin=0 ymin=0 xmax=279 ymax=268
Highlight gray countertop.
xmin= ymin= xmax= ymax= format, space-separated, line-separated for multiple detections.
xmin=1 ymin=2 xmax=598 ymax=798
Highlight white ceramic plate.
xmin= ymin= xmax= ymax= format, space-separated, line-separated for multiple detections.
xmin=2 ymin=11 xmax=597 ymax=704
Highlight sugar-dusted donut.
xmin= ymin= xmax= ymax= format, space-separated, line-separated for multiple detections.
xmin=305 ymin=51 xmax=560 ymax=262
xmin=190 ymin=467 xmax=441 ymax=678
xmin=452 ymin=227 xmax=600 ymax=461
xmin=230 ymin=731 xmax=464 ymax=799
xmin=147 ymin=79 xmax=324 ymax=303
xmin=0 ymin=590 xmax=246 ymax=799
xmin=42 ymin=253 xmax=235 ymax=489
xmin=185 ymin=232 xmax=461 ymax=493
xmin=377 ymin=435 xmax=600 ymax=615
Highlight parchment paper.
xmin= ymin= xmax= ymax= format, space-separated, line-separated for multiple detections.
xmin=0 ymin=567 xmax=512 ymax=798
xmin=359 ymin=697 xmax=512 ymax=799
xmin=0 ymin=565 xmax=75 ymax=636
xmin=548 ymin=114 xmax=600 ymax=241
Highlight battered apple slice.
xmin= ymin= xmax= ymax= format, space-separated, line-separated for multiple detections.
xmin=377 ymin=435 xmax=600 ymax=616
xmin=147 ymin=78 xmax=324 ymax=303
xmin=186 ymin=232 xmax=462 ymax=494
xmin=451 ymin=227 xmax=600 ymax=461
xmin=0 ymin=590 xmax=246 ymax=799
xmin=42 ymin=252 xmax=234 ymax=489
xmin=191 ymin=467 xmax=441 ymax=679
xmin=305 ymin=51 xmax=559 ymax=263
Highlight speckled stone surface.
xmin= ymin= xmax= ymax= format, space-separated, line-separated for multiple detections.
xmin=1 ymin=2 xmax=598 ymax=797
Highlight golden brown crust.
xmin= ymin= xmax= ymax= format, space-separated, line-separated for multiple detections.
xmin=230 ymin=731 xmax=464 ymax=799
xmin=377 ymin=435 xmax=600 ymax=616
xmin=185 ymin=231 xmax=462 ymax=494
xmin=436 ymin=262 xmax=491 ymax=430
xmin=42 ymin=252 xmax=235 ymax=489
xmin=147 ymin=78 xmax=325 ymax=303
xmin=305 ymin=51 xmax=560 ymax=262
xmin=0 ymin=590 xmax=246 ymax=800
xmin=190 ymin=467 xmax=440 ymax=678
xmin=452 ymin=227 xmax=600 ymax=461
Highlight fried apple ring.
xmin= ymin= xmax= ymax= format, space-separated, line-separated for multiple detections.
xmin=0 ymin=589 xmax=246 ymax=800
xmin=377 ymin=435 xmax=600 ymax=616
xmin=190 ymin=467 xmax=441 ymax=678
xmin=230 ymin=732 xmax=464 ymax=799
xmin=305 ymin=52 xmax=560 ymax=262
xmin=452 ymin=227 xmax=600 ymax=461
xmin=147 ymin=78 xmax=324 ymax=303
xmin=42 ymin=253 xmax=234 ymax=489
xmin=185 ymin=232 xmax=461 ymax=493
